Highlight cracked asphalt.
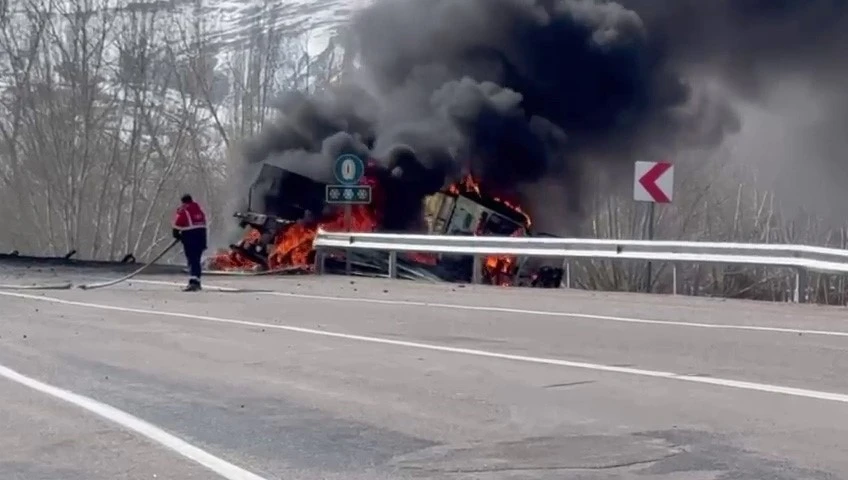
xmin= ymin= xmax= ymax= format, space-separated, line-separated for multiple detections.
xmin=1 ymin=266 xmax=847 ymax=479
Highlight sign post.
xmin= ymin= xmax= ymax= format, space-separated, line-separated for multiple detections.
xmin=633 ymin=160 xmax=674 ymax=292
xmin=327 ymin=154 xmax=370 ymax=275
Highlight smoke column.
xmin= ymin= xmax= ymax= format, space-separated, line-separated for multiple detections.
xmin=229 ymin=0 xmax=848 ymax=235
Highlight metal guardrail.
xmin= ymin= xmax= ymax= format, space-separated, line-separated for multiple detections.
xmin=313 ymin=229 xmax=848 ymax=303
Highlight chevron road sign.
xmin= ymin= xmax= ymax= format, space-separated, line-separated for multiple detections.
xmin=634 ymin=161 xmax=674 ymax=203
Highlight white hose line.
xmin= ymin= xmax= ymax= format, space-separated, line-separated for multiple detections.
xmin=202 ymin=267 xmax=311 ymax=277
xmin=0 ymin=282 xmax=73 ymax=290
xmin=77 ymin=240 xmax=180 ymax=290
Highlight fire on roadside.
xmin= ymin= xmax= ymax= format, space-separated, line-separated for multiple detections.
xmin=207 ymin=172 xmax=533 ymax=286
xmin=446 ymin=174 xmax=532 ymax=229
xmin=447 ymin=174 xmax=531 ymax=286
xmin=207 ymin=174 xmax=382 ymax=271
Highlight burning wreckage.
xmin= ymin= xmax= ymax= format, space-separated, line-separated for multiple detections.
xmin=201 ymin=0 xmax=845 ymax=290
xmin=206 ymin=159 xmax=564 ymax=288
xmin=200 ymin=0 xmax=774 ymax=288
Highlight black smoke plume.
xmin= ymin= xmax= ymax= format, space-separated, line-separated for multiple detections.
xmin=618 ymin=0 xmax=848 ymax=94
xmin=230 ymin=0 xmax=848 ymax=235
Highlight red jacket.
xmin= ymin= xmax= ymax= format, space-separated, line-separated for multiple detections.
xmin=172 ymin=201 xmax=207 ymax=231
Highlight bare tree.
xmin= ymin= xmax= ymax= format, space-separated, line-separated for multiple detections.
xmin=0 ymin=0 xmax=229 ymax=261
xmin=0 ymin=0 xmax=51 ymax=251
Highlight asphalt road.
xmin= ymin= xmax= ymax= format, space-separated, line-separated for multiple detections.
xmin=1 ymin=267 xmax=848 ymax=479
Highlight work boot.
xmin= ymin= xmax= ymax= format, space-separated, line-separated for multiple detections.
xmin=182 ymin=280 xmax=202 ymax=292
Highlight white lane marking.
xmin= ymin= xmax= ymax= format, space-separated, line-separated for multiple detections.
xmin=122 ymin=278 xmax=848 ymax=338
xmin=3 ymin=291 xmax=848 ymax=405
xmin=0 ymin=363 xmax=269 ymax=480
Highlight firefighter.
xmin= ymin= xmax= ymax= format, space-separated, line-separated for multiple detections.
xmin=172 ymin=194 xmax=208 ymax=292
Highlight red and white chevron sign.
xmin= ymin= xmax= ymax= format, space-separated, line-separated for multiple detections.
xmin=634 ymin=161 xmax=674 ymax=203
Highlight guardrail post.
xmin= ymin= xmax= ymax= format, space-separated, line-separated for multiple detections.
xmin=672 ymin=264 xmax=678 ymax=295
xmin=794 ymin=268 xmax=809 ymax=303
xmin=560 ymin=260 xmax=571 ymax=289
xmin=344 ymin=206 xmax=352 ymax=276
xmin=345 ymin=251 xmax=352 ymax=276
xmin=388 ymin=251 xmax=397 ymax=279
xmin=472 ymin=255 xmax=483 ymax=284
xmin=314 ymin=249 xmax=325 ymax=275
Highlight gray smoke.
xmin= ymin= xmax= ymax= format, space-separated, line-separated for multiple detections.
xmin=619 ymin=0 xmax=848 ymax=221
xmin=232 ymin=0 xmax=848 ymax=234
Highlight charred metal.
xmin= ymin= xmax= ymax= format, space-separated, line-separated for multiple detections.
xmin=211 ymin=160 xmax=564 ymax=288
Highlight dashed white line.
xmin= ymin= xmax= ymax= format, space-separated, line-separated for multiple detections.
xmin=0 ymin=363 xmax=269 ymax=480
xmin=3 ymin=290 xmax=848 ymax=405
xmin=123 ymin=278 xmax=848 ymax=338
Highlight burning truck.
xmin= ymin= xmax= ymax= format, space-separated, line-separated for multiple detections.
xmin=206 ymin=156 xmax=564 ymax=288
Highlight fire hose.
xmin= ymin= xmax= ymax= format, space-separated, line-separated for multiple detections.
xmin=0 ymin=280 xmax=73 ymax=290
xmin=202 ymin=266 xmax=311 ymax=276
xmin=1 ymin=239 xmax=441 ymax=290
xmin=76 ymin=239 xmax=180 ymax=290
xmin=0 ymin=240 xmax=301 ymax=292
xmin=0 ymin=241 xmax=178 ymax=291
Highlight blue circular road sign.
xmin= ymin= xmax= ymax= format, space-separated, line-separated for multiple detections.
xmin=334 ymin=154 xmax=365 ymax=185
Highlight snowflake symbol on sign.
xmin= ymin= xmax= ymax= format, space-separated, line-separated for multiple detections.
xmin=356 ymin=188 xmax=368 ymax=200
xmin=329 ymin=188 xmax=341 ymax=200
xmin=343 ymin=188 xmax=355 ymax=200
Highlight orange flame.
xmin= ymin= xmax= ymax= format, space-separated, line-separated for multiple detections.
xmin=405 ymin=252 xmax=439 ymax=265
xmin=209 ymin=175 xmax=382 ymax=271
xmin=481 ymin=227 xmax=526 ymax=286
xmin=207 ymin=228 xmax=263 ymax=271
xmin=446 ymin=174 xmax=531 ymax=286
xmin=209 ymin=171 xmax=533 ymax=286
xmin=447 ymin=175 xmax=532 ymax=228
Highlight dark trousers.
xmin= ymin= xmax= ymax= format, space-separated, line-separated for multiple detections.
xmin=180 ymin=228 xmax=207 ymax=283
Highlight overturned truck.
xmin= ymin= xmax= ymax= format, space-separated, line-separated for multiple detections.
xmin=226 ymin=163 xmax=327 ymax=268
xmin=209 ymin=161 xmax=563 ymax=288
